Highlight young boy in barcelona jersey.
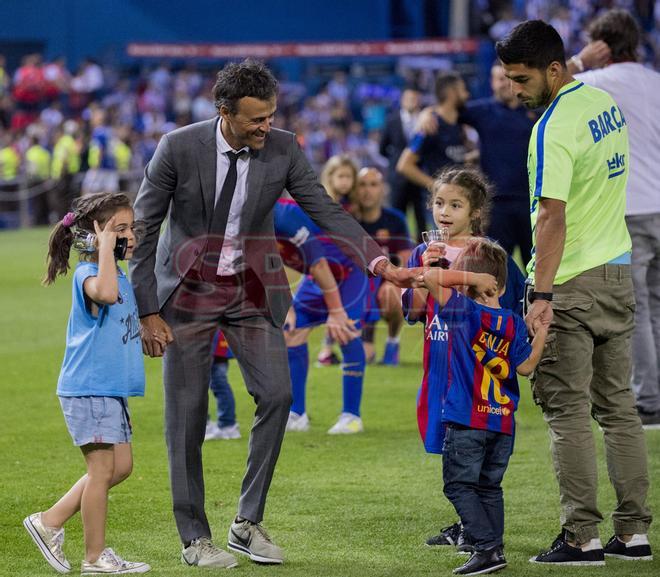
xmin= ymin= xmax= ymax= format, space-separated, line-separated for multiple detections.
xmin=423 ymin=237 xmax=547 ymax=576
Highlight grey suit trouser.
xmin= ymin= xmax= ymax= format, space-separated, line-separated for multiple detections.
xmin=160 ymin=271 xmax=292 ymax=543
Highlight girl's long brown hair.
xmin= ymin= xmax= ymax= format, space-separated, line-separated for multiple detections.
xmin=43 ymin=192 xmax=132 ymax=285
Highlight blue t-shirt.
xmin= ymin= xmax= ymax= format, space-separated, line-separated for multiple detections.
xmin=57 ymin=262 xmax=145 ymax=397
xmin=274 ymin=198 xmax=354 ymax=280
xmin=358 ymin=207 xmax=414 ymax=266
xmin=409 ymin=114 xmax=466 ymax=176
xmin=441 ymin=290 xmax=531 ymax=435
xmin=460 ymin=98 xmax=537 ymax=200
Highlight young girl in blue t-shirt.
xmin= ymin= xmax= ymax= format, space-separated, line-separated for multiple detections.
xmin=23 ymin=192 xmax=155 ymax=575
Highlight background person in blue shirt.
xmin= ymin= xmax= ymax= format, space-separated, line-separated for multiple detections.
xmin=460 ymin=64 xmax=538 ymax=267
xmin=396 ymin=71 xmax=470 ymax=208
xmin=23 ymin=192 xmax=153 ymax=575
xmin=355 ymin=167 xmax=414 ymax=365
xmin=423 ymin=237 xmax=546 ymax=576
xmin=379 ymin=86 xmax=426 ymax=242
xmin=418 ymin=64 xmax=538 ymax=267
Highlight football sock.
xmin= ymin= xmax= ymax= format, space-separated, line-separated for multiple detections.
xmin=287 ymin=343 xmax=308 ymax=415
xmin=340 ymin=337 xmax=365 ymax=416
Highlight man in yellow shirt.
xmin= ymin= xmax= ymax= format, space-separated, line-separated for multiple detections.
xmin=497 ymin=19 xmax=652 ymax=565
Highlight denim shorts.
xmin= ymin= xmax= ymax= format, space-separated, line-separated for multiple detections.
xmin=59 ymin=396 xmax=132 ymax=446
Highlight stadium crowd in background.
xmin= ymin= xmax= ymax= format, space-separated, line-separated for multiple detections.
xmin=0 ymin=0 xmax=658 ymax=230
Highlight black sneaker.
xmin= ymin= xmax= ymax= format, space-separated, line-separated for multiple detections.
xmin=426 ymin=522 xmax=462 ymax=546
xmin=453 ymin=547 xmax=507 ymax=575
xmin=530 ymin=534 xmax=605 ymax=566
xmin=456 ymin=527 xmax=475 ymax=555
xmin=638 ymin=407 xmax=660 ymax=430
xmin=604 ymin=534 xmax=653 ymax=560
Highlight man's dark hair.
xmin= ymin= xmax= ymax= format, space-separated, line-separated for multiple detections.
xmin=434 ymin=71 xmax=463 ymax=103
xmin=588 ymin=9 xmax=640 ymax=63
xmin=401 ymin=84 xmax=421 ymax=95
xmin=496 ymin=20 xmax=566 ymax=70
xmin=212 ymin=59 xmax=278 ymax=114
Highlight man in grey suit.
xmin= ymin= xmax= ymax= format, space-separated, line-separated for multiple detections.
xmin=130 ymin=60 xmax=420 ymax=568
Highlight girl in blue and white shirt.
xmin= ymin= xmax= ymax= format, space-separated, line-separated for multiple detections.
xmin=23 ymin=192 xmax=155 ymax=575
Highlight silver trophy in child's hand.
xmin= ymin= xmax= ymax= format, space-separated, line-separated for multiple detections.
xmin=421 ymin=227 xmax=450 ymax=268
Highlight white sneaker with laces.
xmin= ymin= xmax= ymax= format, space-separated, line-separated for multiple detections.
xmin=81 ymin=548 xmax=150 ymax=574
xmin=23 ymin=512 xmax=71 ymax=573
xmin=181 ymin=537 xmax=238 ymax=568
xmin=285 ymin=411 xmax=310 ymax=432
xmin=217 ymin=423 xmax=241 ymax=439
xmin=328 ymin=412 xmax=363 ymax=435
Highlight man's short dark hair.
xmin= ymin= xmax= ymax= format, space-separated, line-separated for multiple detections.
xmin=212 ymin=59 xmax=278 ymax=114
xmin=588 ymin=9 xmax=640 ymax=63
xmin=402 ymin=84 xmax=421 ymax=94
xmin=434 ymin=71 xmax=462 ymax=103
xmin=496 ymin=20 xmax=566 ymax=70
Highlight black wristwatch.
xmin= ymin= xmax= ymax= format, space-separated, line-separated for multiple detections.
xmin=529 ymin=291 xmax=553 ymax=302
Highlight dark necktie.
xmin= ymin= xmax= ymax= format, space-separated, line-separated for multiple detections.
xmin=201 ymin=150 xmax=241 ymax=282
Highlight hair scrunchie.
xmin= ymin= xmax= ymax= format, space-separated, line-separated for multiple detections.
xmin=62 ymin=212 xmax=76 ymax=228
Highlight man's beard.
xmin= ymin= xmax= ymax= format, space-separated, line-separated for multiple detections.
xmin=524 ymin=80 xmax=553 ymax=109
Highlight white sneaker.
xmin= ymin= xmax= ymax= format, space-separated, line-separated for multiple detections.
xmin=206 ymin=422 xmax=241 ymax=440
xmin=81 ymin=548 xmax=150 ymax=574
xmin=327 ymin=412 xmax=363 ymax=435
xmin=218 ymin=423 xmax=241 ymax=439
xmin=23 ymin=512 xmax=71 ymax=573
xmin=285 ymin=411 xmax=310 ymax=432
xmin=205 ymin=422 xmax=220 ymax=441
xmin=181 ymin=537 xmax=238 ymax=568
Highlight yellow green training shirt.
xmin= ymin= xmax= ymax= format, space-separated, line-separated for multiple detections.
xmin=527 ymin=80 xmax=631 ymax=285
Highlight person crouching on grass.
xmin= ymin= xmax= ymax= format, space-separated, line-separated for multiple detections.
xmin=423 ymin=237 xmax=547 ymax=576
xmin=23 ymin=192 xmax=156 ymax=575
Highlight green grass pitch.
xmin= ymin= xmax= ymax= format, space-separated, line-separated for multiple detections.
xmin=1 ymin=227 xmax=658 ymax=576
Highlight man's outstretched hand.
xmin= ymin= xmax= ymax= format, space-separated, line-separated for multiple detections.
xmin=374 ymin=260 xmax=425 ymax=288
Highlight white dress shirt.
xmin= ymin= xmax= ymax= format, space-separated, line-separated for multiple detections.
xmin=214 ymin=119 xmax=389 ymax=276
xmin=215 ymin=120 xmax=250 ymax=275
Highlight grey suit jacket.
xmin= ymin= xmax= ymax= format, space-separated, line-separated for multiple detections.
xmin=129 ymin=118 xmax=384 ymax=327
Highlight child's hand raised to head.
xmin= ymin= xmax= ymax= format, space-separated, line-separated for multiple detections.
xmin=474 ymin=273 xmax=498 ymax=299
xmin=93 ymin=216 xmax=118 ymax=252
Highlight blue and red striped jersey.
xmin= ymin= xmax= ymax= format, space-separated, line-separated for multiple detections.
xmin=274 ymin=198 xmax=353 ymax=280
xmin=441 ymin=290 xmax=531 ymax=435
xmin=403 ymin=242 xmax=527 ymax=453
